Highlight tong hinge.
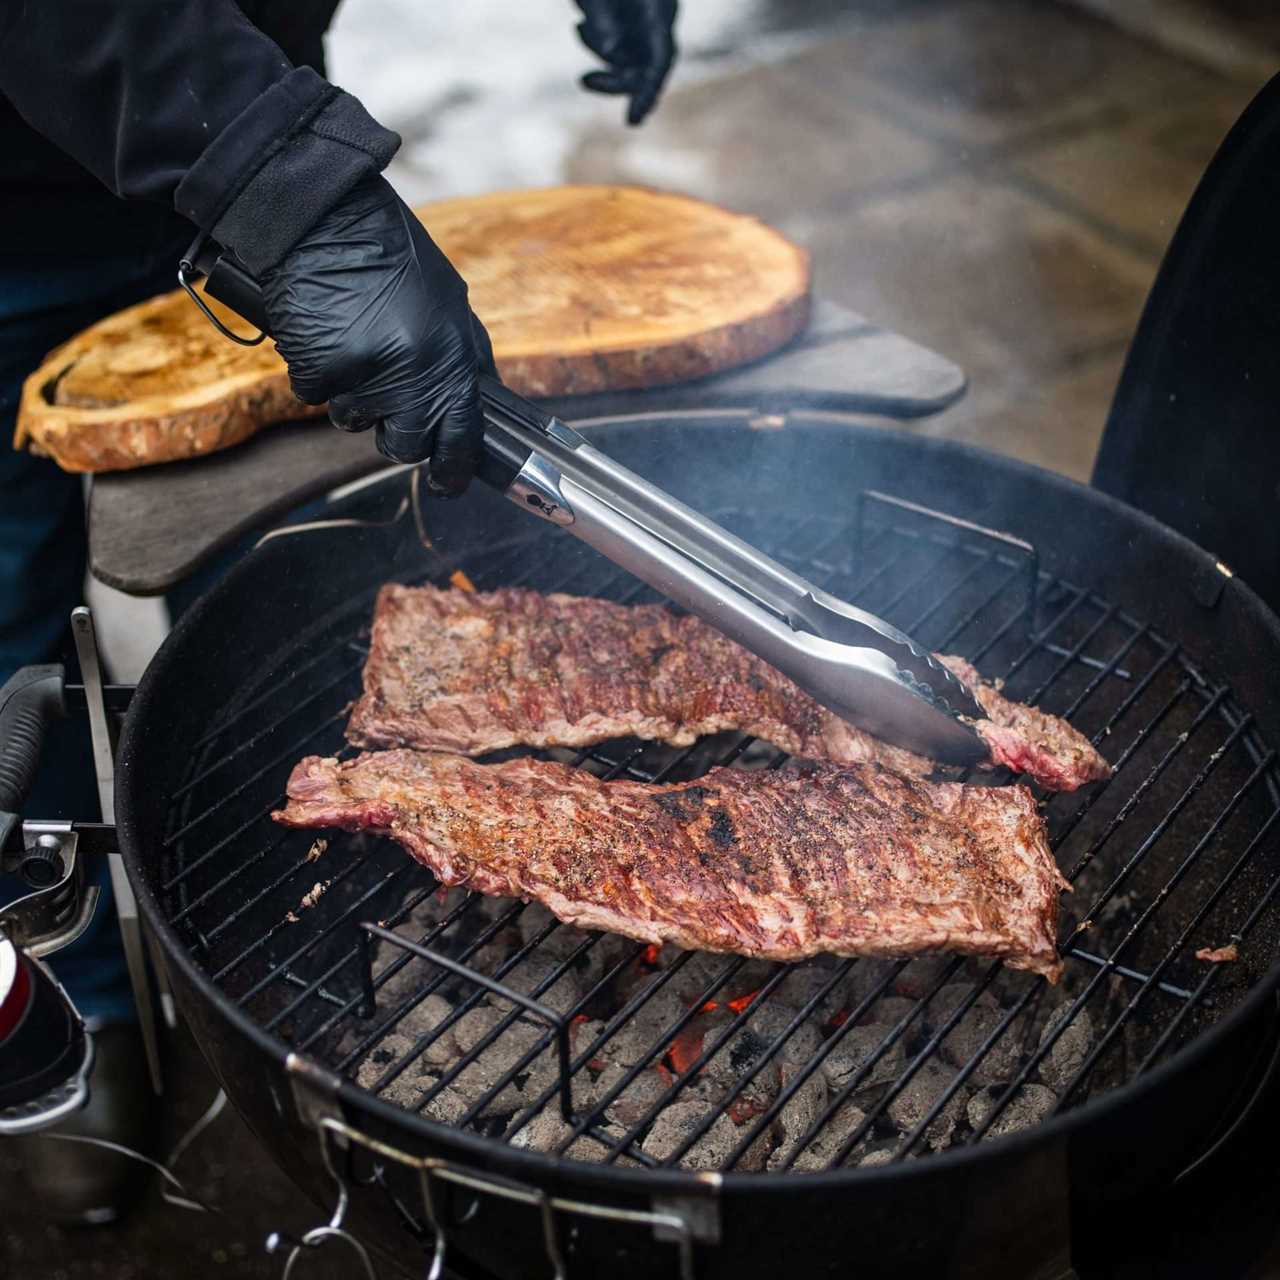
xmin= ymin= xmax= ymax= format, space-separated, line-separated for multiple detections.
xmin=510 ymin=454 xmax=575 ymax=526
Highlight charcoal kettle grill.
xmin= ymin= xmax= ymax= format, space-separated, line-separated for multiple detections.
xmin=2 ymin=411 xmax=1273 ymax=1278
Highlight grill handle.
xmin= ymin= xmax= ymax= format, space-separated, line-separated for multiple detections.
xmin=0 ymin=667 xmax=66 ymax=854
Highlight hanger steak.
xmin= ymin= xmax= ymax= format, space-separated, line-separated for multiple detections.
xmin=348 ymin=585 xmax=1111 ymax=791
xmin=275 ymin=752 xmax=1066 ymax=980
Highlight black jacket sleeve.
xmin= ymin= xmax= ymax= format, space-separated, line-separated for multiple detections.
xmin=0 ymin=1 xmax=400 ymax=273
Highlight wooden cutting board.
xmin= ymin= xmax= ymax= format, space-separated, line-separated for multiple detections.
xmin=16 ymin=185 xmax=810 ymax=473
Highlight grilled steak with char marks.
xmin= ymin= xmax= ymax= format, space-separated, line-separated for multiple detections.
xmin=348 ymin=585 xmax=1110 ymax=791
xmin=275 ymin=752 xmax=1067 ymax=980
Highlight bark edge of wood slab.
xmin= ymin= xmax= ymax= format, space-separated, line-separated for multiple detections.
xmin=15 ymin=185 xmax=811 ymax=474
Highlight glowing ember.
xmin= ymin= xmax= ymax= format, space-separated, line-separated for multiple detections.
xmin=826 ymin=1008 xmax=851 ymax=1030
xmin=664 ymin=1025 xmax=706 ymax=1076
xmin=568 ymin=1014 xmax=604 ymax=1068
xmin=727 ymin=989 xmax=761 ymax=1014
xmin=727 ymin=1096 xmax=767 ymax=1125
xmin=699 ymin=1000 xmax=719 ymax=1014
xmin=449 ymin=570 xmax=476 ymax=593
xmin=640 ymin=944 xmax=661 ymax=967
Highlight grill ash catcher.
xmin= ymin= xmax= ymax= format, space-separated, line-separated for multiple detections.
xmin=0 ymin=608 xmax=165 ymax=1136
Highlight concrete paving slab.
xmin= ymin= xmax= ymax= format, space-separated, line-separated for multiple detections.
xmin=328 ymin=0 xmax=882 ymax=203
xmin=1064 ymin=0 xmax=1280 ymax=85
xmin=1146 ymin=81 xmax=1263 ymax=168
xmin=801 ymin=173 xmax=1151 ymax=386
xmin=567 ymin=59 xmax=943 ymax=231
xmin=747 ymin=0 xmax=1227 ymax=149
xmin=922 ymin=349 xmax=1126 ymax=482
xmin=1009 ymin=87 xmax=1259 ymax=254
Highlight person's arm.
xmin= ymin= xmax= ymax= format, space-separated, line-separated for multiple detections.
xmin=0 ymin=1 xmax=398 ymax=274
xmin=0 ymin=1 xmax=490 ymax=487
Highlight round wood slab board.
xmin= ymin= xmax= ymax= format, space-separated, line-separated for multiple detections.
xmin=16 ymin=185 xmax=810 ymax=473
xmin=431 ymin=185 xmax=811 ymax=395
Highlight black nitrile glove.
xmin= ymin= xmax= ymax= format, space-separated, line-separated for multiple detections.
xmin=259 ymin=174 xmax=496 ymax=492
xmin=576 ymin=0 xmax=678 ymax=126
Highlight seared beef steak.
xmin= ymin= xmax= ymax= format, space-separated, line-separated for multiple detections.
xmin=275 ymin=753 xmax=1066 ymax=980
xmin=348 ymin=585 xmax=1110 ymax=791
xmin=938 ymin=656 xmax=1111 ymax=792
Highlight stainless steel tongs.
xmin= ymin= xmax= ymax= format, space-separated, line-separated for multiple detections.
xmin=475 ymin=378 xmax=989 ymax=767
xmin=180 ymin=242 xmax=991 ymax=768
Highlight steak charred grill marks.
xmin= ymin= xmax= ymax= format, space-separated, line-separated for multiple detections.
xmin=348 ymin=585 xmax=1111 ymax=791
xmin=275 ymin=753 xmax=1067 ymax=981
xmin=326 ymin=585 xmax=1091 ymax=974
xmin=346 ymin=583 xmax=907 ymax=765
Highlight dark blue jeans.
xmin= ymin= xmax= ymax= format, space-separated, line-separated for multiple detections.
xmin=2 ymin=233 xmax=186 ymax=1024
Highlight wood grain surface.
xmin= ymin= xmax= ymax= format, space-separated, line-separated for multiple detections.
xmin=17 ymin=185 xmax=810 ymax=474
xmin=430 ymin=185 xmax=810 ymax=395
xmin=15 ymin=290 xmax=313 ymax=474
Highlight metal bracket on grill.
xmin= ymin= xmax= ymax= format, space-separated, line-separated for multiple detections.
xmin=358 ymin=922 xmax=578 ymax=1121
xmin=71 ymin=606 xmax=169 ymax=1096
xmin=268 ymin=1054 xmax=379 ymax=1279
xmin=853 ymin=490 xmax=1040 ymax=637
xmin=298 ymin=1113 xmax=705 ymax=1280
xmin=278 ymin=1046 xmax=710 ymax=1279
xmin=301 ymin=930 xmax=720 ymax=1278
xmin=653 ymin=1190 xmax=722 ymax=1247
xmin=286 ymin=1051 xmax=348 ymax=1135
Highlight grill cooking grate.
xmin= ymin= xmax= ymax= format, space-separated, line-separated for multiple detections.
xmin=157 ymin=498 xmax=1280 ymax=1172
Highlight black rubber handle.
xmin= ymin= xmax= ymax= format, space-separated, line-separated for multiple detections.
xmin=477 ymin=373 xmax=555 ymax=435
xmin=0 ymin=666 xmax=66 ymax=853
xmin=204 ymin=249 xmax=269 ymax=332
xmin=474 ymin=425 xmax=532 ymax=492
xmin=475 ymin=372 xmax=546 ymax=489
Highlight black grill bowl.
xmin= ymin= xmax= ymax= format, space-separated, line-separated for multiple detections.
xmin=118 ymin=413 xmax=1280 ymax=1279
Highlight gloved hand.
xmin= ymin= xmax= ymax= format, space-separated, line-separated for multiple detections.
xmin=259 ymin=174 xmax=496 ymax=493
xmin=575 ymin=0 xmax=678 ymax=126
